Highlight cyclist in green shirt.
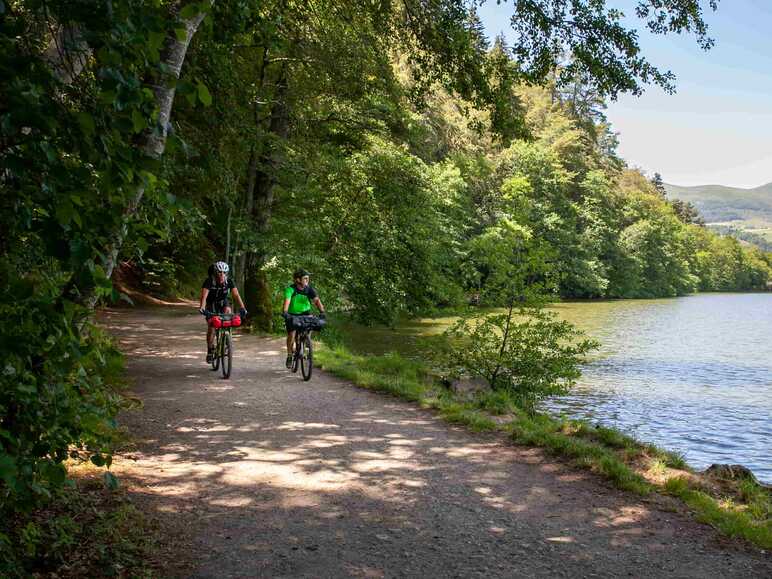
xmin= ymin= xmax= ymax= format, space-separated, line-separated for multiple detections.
xmin=282 ymin=268 xmax=326 ymax=368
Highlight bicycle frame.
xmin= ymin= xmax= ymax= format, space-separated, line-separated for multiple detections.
xmin=290 ymin=320 xmax=317 ymax=381
xmin=204 ymin=310 xmax=236 ymax=379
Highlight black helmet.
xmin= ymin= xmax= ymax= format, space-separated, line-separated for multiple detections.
xmin=293 ymin=268 xmax=311 ymax=279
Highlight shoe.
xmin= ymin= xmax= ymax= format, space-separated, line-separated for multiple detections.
xmin=206 ymin=348 xmax=214 ymax=363
xmin=285 ymin=355 xmax=293 ymax=369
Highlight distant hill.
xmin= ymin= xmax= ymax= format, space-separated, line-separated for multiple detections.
xmin=663 ymin=182 xmax=772 ymax=249
xmin=663 ymin=182 xmax=772 ymax=224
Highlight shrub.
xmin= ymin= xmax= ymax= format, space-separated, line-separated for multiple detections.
xmin=0 ymin=270 xmax=124 ymax=515
xmin=440 ymin=306 xmax=598 ymax=411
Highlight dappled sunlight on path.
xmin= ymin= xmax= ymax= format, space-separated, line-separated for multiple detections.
xmin=102 ymin=307 xmax=771 ymax=578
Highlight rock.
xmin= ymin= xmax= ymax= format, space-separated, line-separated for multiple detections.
xmin=704 ymin=464 xmax=759 ymax=484
xmin=448 ymin=377 xmax=491 ymax=398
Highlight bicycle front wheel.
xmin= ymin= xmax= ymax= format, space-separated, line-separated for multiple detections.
xmin=221 ymin=331 xmax=232 ymax=379
xmin=301 ymin=334 xmax=313 ymax=381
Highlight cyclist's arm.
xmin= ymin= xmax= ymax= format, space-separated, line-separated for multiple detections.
xmin=282 ymin=298 xmax=291 ymax=315
xmin=199 ymin=288 xmax=209 ymax=310
xmin=313 ymin=297 xmax=325 ymax=314
xmin=231 ymin=287 xmax=246 ymax=310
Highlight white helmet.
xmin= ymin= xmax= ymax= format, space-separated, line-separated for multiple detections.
xmin=214 ymin=261 xmax=229 ymax=274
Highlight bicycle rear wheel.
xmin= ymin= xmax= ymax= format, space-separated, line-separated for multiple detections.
xmin=291 ymin=334 xmax=301 ymax=373
xmin=301 ymin=334 xmax=313 ymax=381
xmin=212 ymin=331 xmax=221 ymax=371
xmin=221 ymin=331 xmax=232 ymax=379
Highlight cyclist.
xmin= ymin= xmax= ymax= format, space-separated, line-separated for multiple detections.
xmin=282 ymin=268 xmax=325 ymax=368
xmin=199 ymin=261 xmax=247 ymax=363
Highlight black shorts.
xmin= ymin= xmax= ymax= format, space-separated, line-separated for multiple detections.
xmin=285 ymin=311 xmax=311 ymax=332
xmin=207 ymin=299 xmax=230 ymax=314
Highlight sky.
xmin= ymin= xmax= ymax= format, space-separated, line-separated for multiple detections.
xmin=477 ymin=0 xmax=772 ymax=188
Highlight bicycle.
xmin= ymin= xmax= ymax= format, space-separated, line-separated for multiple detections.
xmin=288 ymin=314 xmax=325 ymax=381
xmin=202 ymin=310 xmax=243 ymax=379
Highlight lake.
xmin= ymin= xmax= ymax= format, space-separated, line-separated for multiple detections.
xmin=338 ymin=293 xmax=772 ymax=483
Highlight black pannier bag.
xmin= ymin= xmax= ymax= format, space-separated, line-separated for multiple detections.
xmin=290 ymin=315 xmax=326 ymax=331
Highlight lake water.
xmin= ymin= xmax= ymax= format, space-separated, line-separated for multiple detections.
xmin=545 ymin=294 xmax=772 ymax=483
xmin=339 ymin=294 xmax=772 ymax=483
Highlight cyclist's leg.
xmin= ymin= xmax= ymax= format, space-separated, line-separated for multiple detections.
xmin=284 ymin=315 xmax=295 ymax=368
xmin=286 ymin=330 xmax=295 ymax=354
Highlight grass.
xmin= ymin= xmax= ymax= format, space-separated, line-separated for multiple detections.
xmin=665 ymin=477 xmax=772 ymax=548
xmin=315 ymin=341 xmax=772 ymax=550
xmin=0 ymin=467 xmax=161 ymax=578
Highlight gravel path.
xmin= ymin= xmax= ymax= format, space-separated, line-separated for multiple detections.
xmin=104 ymin=306 xmax=771 ymax=578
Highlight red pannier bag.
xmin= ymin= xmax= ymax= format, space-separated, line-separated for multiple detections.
xmin=209 ymin=314 xmax=241 ymax=328
xmin=223 ymin=315 xmax=241 ymax=328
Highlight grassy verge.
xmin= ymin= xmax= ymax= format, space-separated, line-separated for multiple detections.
xmin=0 ymin=466 xmax=160 ymax=578
xmin=315 ymin=343 xmax=772 ymax=550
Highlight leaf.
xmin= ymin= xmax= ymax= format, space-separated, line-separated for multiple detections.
xmin=42 ymin=461 xmax=67 ymax=486
xmin=76 ymin=112 xmax=95 ymax=135
xmin=104 ymin=471 xmax=119 ymax=490
xmin=197 ymin=82 xmax=212 ymax=106
xmin=90 ymin=454 xmax=106 ymax=467
xmin=179 ymin=3 xmax=201 ymax=20
xmin=0 ymin=454 xmax=17 ymax=484
xmin=55 ymin=200 xmax=74 ymax=227
xmin=148 ymin=30 xmax=166 ymax=52
xmin=131 ymin=109 xmax=146 ymax=133
xmin=175 ymin=28 xmax=188 ymax=42
xmin=92 ymin=265 xmax=113 ymax=291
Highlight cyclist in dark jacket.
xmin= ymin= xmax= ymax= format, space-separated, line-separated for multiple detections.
xmin=199 ymin=261 xmax=247 ymax=363
xmin=282 ymin=268 xmax=325 ymax=368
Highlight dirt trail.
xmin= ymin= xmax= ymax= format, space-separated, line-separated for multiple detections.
xmin=104 ymin=306 xmax=770 ymax=578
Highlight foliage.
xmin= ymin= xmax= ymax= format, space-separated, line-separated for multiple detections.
xmin=0 ymin=476 xmax=158 ymax=577
xmin=0 ymin=265 xmax=125 ymax=515
xmin=0 ymin=0 xmax=195 ymax=515
xmin=441 ymin=308 xmax=599 ymax=411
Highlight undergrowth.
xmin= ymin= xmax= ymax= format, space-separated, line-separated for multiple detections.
xmin=0 ymin=472 xmax=159 ymax=577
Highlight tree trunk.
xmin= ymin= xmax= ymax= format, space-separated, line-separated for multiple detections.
xmin=243 ymin=71 xmax=289 ymax=331
xmin=90 ymin=4 xmax=210 ymax=308
xmin=236 ymin=146 xmax=258 ymax=292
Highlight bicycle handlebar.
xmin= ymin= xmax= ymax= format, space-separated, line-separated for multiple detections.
xmin=200 ymin=309 xmax=245 ymax=319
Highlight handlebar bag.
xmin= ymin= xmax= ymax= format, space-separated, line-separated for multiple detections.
xmin=208 ymin=314 xmax=241 ymax=328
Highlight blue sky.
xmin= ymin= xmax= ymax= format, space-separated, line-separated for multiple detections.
xmin=478 ymin=0 xmax=772 ymax=188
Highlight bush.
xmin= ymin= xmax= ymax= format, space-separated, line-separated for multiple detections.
xmin=0 ymin=270 xmax=124 ymax=516
xmin=439 ymin=306 xmax=598 ymax=411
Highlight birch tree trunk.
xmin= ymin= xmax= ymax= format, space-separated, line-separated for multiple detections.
xmin=90 ymin=4 xmax=211 ymax=307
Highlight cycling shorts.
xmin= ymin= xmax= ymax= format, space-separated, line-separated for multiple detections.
xmin=207 ymin=298 xmax=230 ymax=314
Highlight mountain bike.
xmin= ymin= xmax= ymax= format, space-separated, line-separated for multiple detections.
xmin=288 ymin=314 xmax=325 ymax=381
xmin=203 ymin=310 xmax=243 ymax=379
